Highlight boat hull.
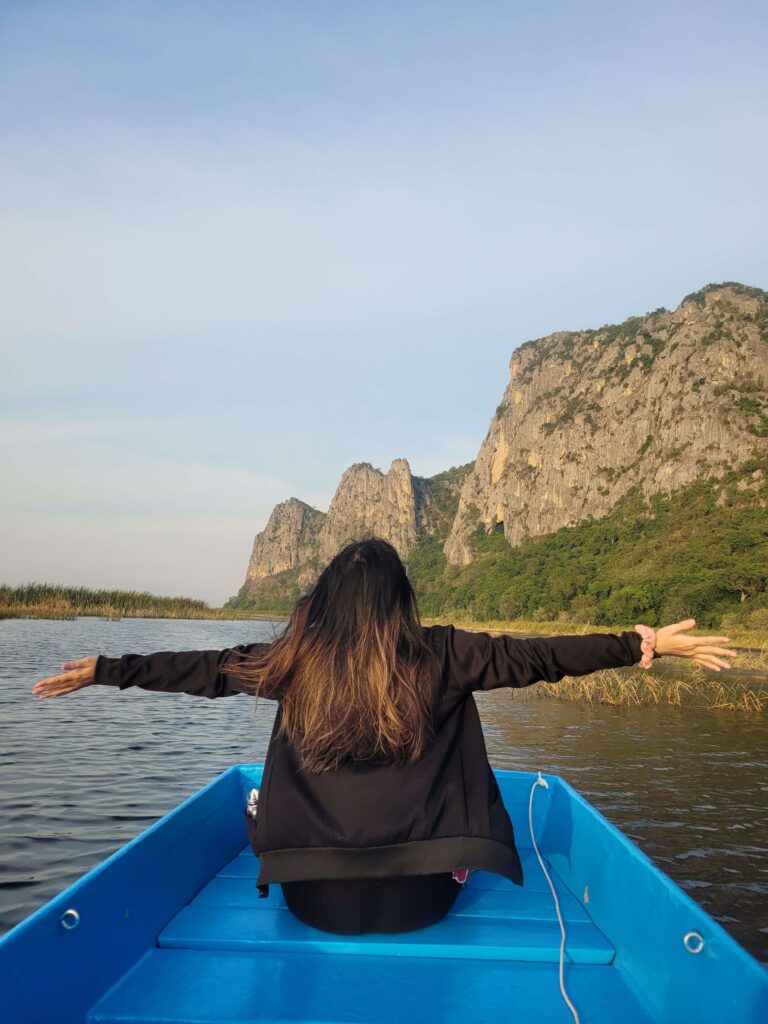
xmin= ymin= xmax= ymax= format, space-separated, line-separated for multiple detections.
xmin=1 ymin=765 xmax=766 ymax=1023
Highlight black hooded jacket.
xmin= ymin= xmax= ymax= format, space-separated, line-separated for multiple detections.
xmin=94 ymin=624 xmax=654 ymax=889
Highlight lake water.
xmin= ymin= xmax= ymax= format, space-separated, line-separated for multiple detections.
xmin=1 ymin=616 xmax=766 ymax=963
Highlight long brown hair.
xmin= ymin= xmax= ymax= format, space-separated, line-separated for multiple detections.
xmin=226 ymin=537 xmax=436 ymax=772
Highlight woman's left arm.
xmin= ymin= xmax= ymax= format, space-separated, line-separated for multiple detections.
xmin=32 ymin=643 xmax=270 ymax=700
xmin=444 ymin=618 xmax=736 ymax=695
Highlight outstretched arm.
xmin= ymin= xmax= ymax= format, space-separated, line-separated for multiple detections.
xmin=444 ymin=618 xmax=736 ymax=695
xmin=32 ymin=642 xmax=270 ymax=700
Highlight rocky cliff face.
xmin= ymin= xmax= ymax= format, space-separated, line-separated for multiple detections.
xmin=244 ymin=499 xmax=325 ymax=588
xmin=239 ymin=459 xmax=465 ymax=601
xmin=318 ymin=459 xmax=421 ymax=563
xmin=235 ymin=282 xmax=767 ymax=606
xmin=444 ymin=283 xmax=768 ymax=564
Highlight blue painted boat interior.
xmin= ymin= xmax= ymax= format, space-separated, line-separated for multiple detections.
xmin=1 ymin=765 xmax=766 ymax=1023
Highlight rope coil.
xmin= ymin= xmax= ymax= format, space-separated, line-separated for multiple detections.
xmin=529 ymin=772 xmax=581 ymax=1024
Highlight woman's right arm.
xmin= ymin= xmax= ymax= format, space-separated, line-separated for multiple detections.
xmin=32 ymin=642 xmax=270 ymax=700
xmin=94 ymin=643 xmax=271 ymax=697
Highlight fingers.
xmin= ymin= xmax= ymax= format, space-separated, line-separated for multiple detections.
xmin=696 ymin=646 xmax=737 ymax=658
xmin=33 ymin=671 xmax=77 ymax=691
xmin=666 ymin=621 xmax=733 ymax=643
xmin=35 ymin=683 xmax=66 ymax=698
xmin=694 ymin=650 xmax=734 ymax=668
xmin=671 ymin=618 xmax=697 ymax=633
xmin=32 ymin=669 xmax=86 ymax=698
xmin=692 ymin=657 xmax=720 ymax=671
xmin=692 ymin=655 xmax=730 ymax=672
xmin=34 ymin=678 xmax=84 ymax=698
xmin=33 ymin=684 xmax=71 ymax=699
xmin=36 ymin=684 xmax=80 ymax=699
xmin=690 ymin=641 xmax=738 ymax=671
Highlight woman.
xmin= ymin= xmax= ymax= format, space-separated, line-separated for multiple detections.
xmin=32 ymin=537 xmax=737 ymax=936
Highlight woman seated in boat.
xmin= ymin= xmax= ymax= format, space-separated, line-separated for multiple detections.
xmin=32 ymin=537 xmax=737 ymax=936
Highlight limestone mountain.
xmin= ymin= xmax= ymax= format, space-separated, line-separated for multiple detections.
xmin=445 ymin=282 xmax=768 ymax=564
xmin=228 ymin=282 xmax=767 ymax=627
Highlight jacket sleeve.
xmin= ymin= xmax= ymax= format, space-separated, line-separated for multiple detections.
xmin=92 ymin=642 xmax=270 ymax=698
xmin=443 ymin=625 xmax=658 ymax=695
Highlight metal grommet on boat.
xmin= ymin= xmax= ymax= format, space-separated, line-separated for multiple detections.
xmin=683 ymin=930 xmax=704 ymax=954
xmin=60 ymin=908 xmax=80 ymax=930
xmin=246 ymin=788 xmax=259 ymax=820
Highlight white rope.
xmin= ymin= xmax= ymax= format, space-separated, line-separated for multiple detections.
xmin=528 ymin=772 xmax=581 ymax=1024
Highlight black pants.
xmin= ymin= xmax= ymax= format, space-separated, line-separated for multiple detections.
xmin=281 ymin=873 xmax=461 ymax=935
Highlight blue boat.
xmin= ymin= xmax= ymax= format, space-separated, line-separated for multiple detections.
xmin=1 ymin=765 xmax=766 ymax=1023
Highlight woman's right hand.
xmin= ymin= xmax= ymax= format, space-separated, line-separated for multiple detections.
xmin=32 ymin=656 xmax=98 ymax=699
xmin=655 ymin=619 xmax=738 ymax=671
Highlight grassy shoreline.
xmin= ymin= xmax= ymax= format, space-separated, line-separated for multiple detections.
xmin=0 ymin=604 xmax=287 ymax=622
xmin=6 ymin=602 xmax=766 ymax=648
xmin=5 ymin=590 xmax=766 ymax=712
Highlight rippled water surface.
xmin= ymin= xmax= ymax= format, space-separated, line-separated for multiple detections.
xmin=1 ymin=617 xmax=766 ymax=963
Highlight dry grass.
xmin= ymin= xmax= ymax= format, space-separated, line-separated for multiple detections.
xmin=0 ymin=584 xmax=291 ymax=621
xmin=533 ymin=666 xmax=768 ymax=713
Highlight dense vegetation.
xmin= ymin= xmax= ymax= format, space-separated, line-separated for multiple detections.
xmin=226 ymin=570 xmax=303 ymax=616
xmin=408 ymin=455 xmax=768 ymax=631
xmin=415 ymin=463 xmax=474 ymax=540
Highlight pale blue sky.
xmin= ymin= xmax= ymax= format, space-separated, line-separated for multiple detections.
xmin=2 ymin=1 xmax=767 ymax=605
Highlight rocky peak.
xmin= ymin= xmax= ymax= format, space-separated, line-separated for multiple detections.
xmin=239 ymin=458 xmax=435 ymax=601
xmin=318 ymin=459 xmax=420 ymax=562
xmin=444 ymin=282 xmax=768 ymax=564
xmin=245 ymin=498 xmax=325 ymax=582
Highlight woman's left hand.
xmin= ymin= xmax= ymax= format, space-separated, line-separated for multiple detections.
xmin=654 ymin=620 xmax=738 ymax=671
xmin=32 ymin=656 xmax=98 ymax=699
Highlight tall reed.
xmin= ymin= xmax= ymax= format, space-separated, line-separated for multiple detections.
xmin=0 ymin=583 xmax=269 ymax=620
xmin=532 ymin=665 xmax=768 ymax=713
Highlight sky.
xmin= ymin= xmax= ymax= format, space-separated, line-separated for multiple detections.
xmin=1 ymin=1 xmax=767 ymax=606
